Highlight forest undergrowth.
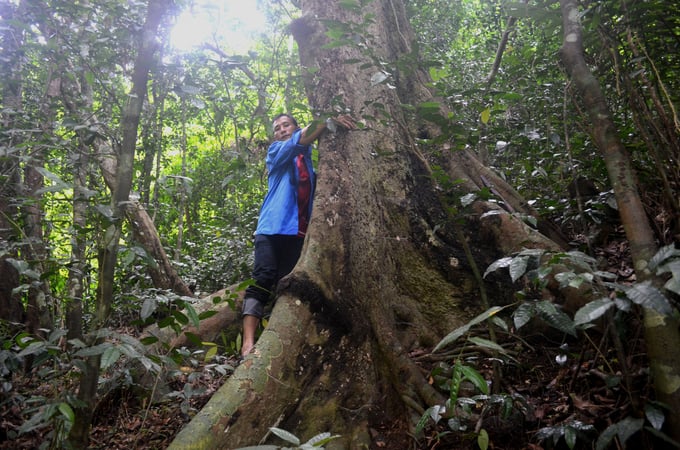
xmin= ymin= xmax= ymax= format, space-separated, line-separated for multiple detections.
xmin=0 ymin=231 xmax=661 ymax=449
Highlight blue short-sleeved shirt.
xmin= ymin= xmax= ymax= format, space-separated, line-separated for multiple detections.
xmin=255 ymin=129 xmax=316 ymax=236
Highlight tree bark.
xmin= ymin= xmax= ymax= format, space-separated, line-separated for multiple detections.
xmin=559 ymin=0 xmax=680 ymax=440
xmin=169 ymin=1 xmax=566 ymax=448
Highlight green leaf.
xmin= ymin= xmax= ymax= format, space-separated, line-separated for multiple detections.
xmin=460 ymin=364 xmax=489 ymax=394
xmin=236 ymin=278 xmax=256 ymax=291
xmin=140 ymin=297 xmax=157 ymax=321
xmin=15 ymin=332 xmax=34 ymax=349
xmin=204 ymin=345 xmax=218 ymax=362
xmin=484 ymin=256 xmax=513 ymax=278
xmin=644 ymin=403 xmax=665 ymax=430
xmin=513 ymin=303 xmax=535 ymax=330
xmin=490 ymin=315 xmax=508 ymax=332
xmin=268 ymin=427 xmax=300 ymax=445
xmin=418 ymin=101 xmax=442 ymax=111
xmin=450 ymin=360 xmax=463 ymax=405
xmin=7 ymin=258 xmax=40 ymax=279
xmin=198 ymin=310 xmax=217 ymax=320
xmin=665 ymin=274 xmax=680 ymax=296
xmin=185 ymin=302 xmax=200 ymax=328
xmin=171 ymin=310 xmax=189 ymax=326
xmin=480 ymin=107 xmax=491 ymax=124
xmin=140 ymin=335 xmax=159 ymax=345
xmin=100 ymin=346 xmax=121 ymax=370
xmin=302 ymin=431 xmax=340 ymax=447
xmin=118 ymin=343 xmax=143 ymax=360
xmin=565 ymin=425 xmax=576 ymax=449
xmin=433 ymin=306 xmax=507 ymax=352
xmin=429 ymin=66 xmax=447 ymax=81
xmin=184 ymin=332 xmax=202 ymax=347
xmin=17 ymin=341 xmax=46 ymax=357
xmin=415 ymin=406 xmax=435 ymax=436
xmin=573 ymin=298 xmax=615 ymax=327
xmin=73 ymin=343 xmax=108 ymax=357
xmin=596 ymin=417 xmax=644 ymax=450
xmin=34 ymin=166 xmax=72 ymax=193
xmin=509 ymin=256 xmax=530 ymax=282
xmin=623 ymin=281 xmax=672 ymax=315
xmin=477 ymin=428 xmax=489 ymax=450
xmin=657 ymin=258 xmax=680 ymax=276
xmin=535 ymin=301 xmax=576 ymax=336
xmin=467 ymin=336 xmax=507 ymax=356
xmin=649 ymin=244 xmax=680 ymax=271
xmin=656 ymin=258 xmax=680 ymax=295
xmin=58 ymin=402 xmax=75 ymax=423
xmin=157 ymin=316 xmax=175 ymax=329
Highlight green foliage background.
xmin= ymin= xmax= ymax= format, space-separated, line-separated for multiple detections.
xmin=1 ymin=0 xmax=677 ymax=363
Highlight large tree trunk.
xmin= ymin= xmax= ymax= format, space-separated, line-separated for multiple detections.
xmin=168 ymin=1 xmax=564 ymax=448
xmin=560 ymin=0 xmax=680 ymax=439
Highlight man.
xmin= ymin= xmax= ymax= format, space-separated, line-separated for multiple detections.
xmin=241 ymin=113 xmax=356 ymax=357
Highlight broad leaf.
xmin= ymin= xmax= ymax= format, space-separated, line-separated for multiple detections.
xmin=596 ymin=417 xmax=643 ymax=450
xmin=73 ymin=343 xmax=108 ymax=357
xmin=644 ymin=403 xmax=665 ymax=430
xmin=573 ymin=298 xmax=615 ymax=327
xmin=535 ymin=301 xmax=576 ymax=336
xmin=490 ymin=315 xmax=508 ymax=332
xmin=478 ymin=428 xmax=489 ymax=450
xmin=509 ymin=256 xmax=530 ymax=282
xmin=624 ymin=281 xmax=672 ymax=315
xmin=460 ymin=364 xmax=489 ymax=394
xmin=100 ymin=346 xmax=121 ymax=370
xmin=139 ymin=335 xmax=158 ymax=345
xmin=268 ymin=427 xmax=300 ymax=446
xmin=58 ymin=402 xmax=75 ymax=423
xmin=665 ymin=275 xmax=680 ymax=296
xmin=513 ymin=302 xmax=534 ymax=330
xmin=302 ymin=431 xmax=340 ymax=447
xmin=648 ymin=244 xmax=680 ymax=271
xmin=171 ymin=310 xmax=189 ymax=326
xmin=483 ymin=257 xmax=513 ymax=278
xmin=185 ymin=302 xmax=200 ymax=328
xmin=204 ymin=345 xmax=218 ymax=362
xmin=198 ymin=310 xmax=218 ymax=320
xmin=565 ymin=426 xmax=576 ymax=449
xmin=140 ymin=297 xmax=157 ymax=321
xmin=480 ymin=107 xmax=491 ymax=124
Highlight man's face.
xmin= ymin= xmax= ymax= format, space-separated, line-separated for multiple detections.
xmin=273 ymin=116 xmax=296 ymax=141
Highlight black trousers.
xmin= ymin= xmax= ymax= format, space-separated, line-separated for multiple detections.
xmin=242 ymin=234 xmax=304 ymax=318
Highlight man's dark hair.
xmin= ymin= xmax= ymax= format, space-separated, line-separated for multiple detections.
xmin=272 ymin=113 xmax=298 ymax=129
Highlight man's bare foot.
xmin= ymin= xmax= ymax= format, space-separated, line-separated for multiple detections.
xmin=241 ymin=315 xmax=260 ymax=357
xmin=241 ymin=342 xmax=254 ymax=357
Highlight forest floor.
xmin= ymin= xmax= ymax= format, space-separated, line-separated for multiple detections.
xmin=0 ymin=234 xmax=667 ymax=449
